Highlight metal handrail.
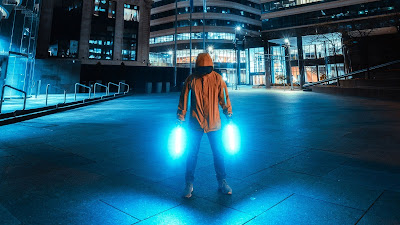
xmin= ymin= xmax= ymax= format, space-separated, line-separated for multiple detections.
xmin=53 ymin=85 xmax=67 ymax=104
xmin=118 ymin=82 xmax=129 ymax=94
xmin=107 ymin=82 xmax=119 ymax=96
xmin=74 ymin=83 xmax=91 ymax=101
xmin=303 ymin=59 xmax=400 ymax=88
xmin=0 ymin=85 xmax=27 ymax=113
xmin=35 ymin=80 xmax=41 ymax=98
xmin=45 ymin=84 xmax=68 ymax=105
xmin=94 ymin=83 xmax=108 ymax=98
xmin=45 ymin=84 xmax=50 ymax=106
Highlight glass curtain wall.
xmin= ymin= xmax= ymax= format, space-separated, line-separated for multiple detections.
xmin=150 ymin=32 xmax=235 ymax=44
xmin=0 ymin=0 xmax=41 ymax=97
xmin=122 ymin=4 xmax=139 ymax=61
xmin=270 ymin=46 xmax=286 ymax=84
xmin=268 ymin=33 xmax=345 ymax=85
xmin=149 ymin=48 xmax=249 ymax=84
xmin=89 ymin=0 xmax=116 ymax=60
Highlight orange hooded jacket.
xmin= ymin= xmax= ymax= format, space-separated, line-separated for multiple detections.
xmin=177 ymin=53 xmax=232 ymax=133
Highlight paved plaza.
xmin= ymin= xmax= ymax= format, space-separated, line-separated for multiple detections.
xmin=1 ymin=89 xmax=400 ymax=224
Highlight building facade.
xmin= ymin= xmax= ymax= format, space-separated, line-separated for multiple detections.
xmin=149 ymin=0 xmax=264 ymax=85
xmin=0 ymin=0 xmax=41 ymax=97
xmin=32 ymin=0 xmax=152 ymax=93
xmin=260 ymin=0 xmax=400 ymax=87
xmin=37 ymin=0 xmax=152 ymax=66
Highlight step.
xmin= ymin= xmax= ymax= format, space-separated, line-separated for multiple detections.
xmin=340 ymin=79 xmax=400 ymax=88
xmin=311 ymin=86 xmax=400 ymax=101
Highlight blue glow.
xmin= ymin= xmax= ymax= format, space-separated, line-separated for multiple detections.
xmin=223 ymin=123 xmax=240 ymax=154
xmin=168 ymin=126 xmax=187 ymax=159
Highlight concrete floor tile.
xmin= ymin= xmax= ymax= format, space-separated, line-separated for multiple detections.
xmin=245 ymin=194 xmax=364 ymax=225
xmin=342 ymin=151 xmax=400 ymax=173
xmin=357 ymin=191 xmax=400 ymax=225
xmin=272 ymin=150 xmax=352 ymax=177
xmin=0 ymin=149 xmax=12 ymax=157
xmin=325 ymin=165 xmax=400 ymax=190
xmin=302 ymin=178 xmax=383 ymax=211
xmin=136 ymin=197 xmax=253 ymax=225
xmin=0 ymin=204 xmax=20 ymax=225
xmin=229 ymin=187 xmax=293 ymax=216
xmin=1 ymin=91 xmax=400 ymax=224
xmin=99 ymin=181 xmax=183 ymax=220
xmin=243 ymin=167 xmax=320 ymax=194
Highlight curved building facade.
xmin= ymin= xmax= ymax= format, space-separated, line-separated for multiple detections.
xmin=261 ymin=0 xmax=400 ymax=87
xmin=149 ymin=0 xmax=263 ymax=85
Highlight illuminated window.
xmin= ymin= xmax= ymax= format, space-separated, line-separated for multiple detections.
xmin=122 ymin=4 xmax=139 ymax=60
xmin=90 ymin=0 xmax=116 ymax=60
xmin=124 ymin=4 xmax=139 ymax=21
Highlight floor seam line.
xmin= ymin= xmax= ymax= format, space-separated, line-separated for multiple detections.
xmin=243 ymin=193 xmax=295 ymax=224
xmin=294 ymin=193 xmax=366 ymax=211
xmin=241 ymin=150 xmax=310 ymax=179
xmin=132 ymin=203 xmax=183 ymax=224
xmin=99 ymin=199 xmax=141 ymax=221
xmin=198 ymin=196 xmax=253 ymax=215
xmin=354 ymin=190 xmax=385 ymax=225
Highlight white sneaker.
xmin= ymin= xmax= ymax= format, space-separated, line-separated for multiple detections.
xmin=183 ymin=182 xmax=193 ymax=198
xmin=218 ymin=179 xmax=232 ymax=195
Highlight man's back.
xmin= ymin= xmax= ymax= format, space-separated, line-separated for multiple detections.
xmin=177 ymin=53 xmax=232 ymax=133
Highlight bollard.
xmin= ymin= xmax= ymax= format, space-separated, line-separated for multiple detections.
xmin=145 ymin=82 xmax=152 ymax=94
xmin=155 ymin=82 xmax=162 ymax=93
xmin=165 ymin=82 xmax=170 ymax=93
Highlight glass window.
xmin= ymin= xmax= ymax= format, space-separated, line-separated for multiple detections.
xmin=48 ymin=0 xmax=82 ymax=58
xmin=124 ymin=4 xmax=139 ymax=21
xmin=122 ymin=4 xmax=139 ymax=61
xmin=89 ymin=0 xmax=116 ymax=60
xmin=249 ymin=47 xmax=265 ymax=73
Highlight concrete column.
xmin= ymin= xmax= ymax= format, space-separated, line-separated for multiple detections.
xmin=78 ymin=0 xmax=93 ymax=60
xmin=137 ymin=0 xmax=152 ymax=65
xmin=284 ymin=47 xmax=291 ymax=85
xmin=264 ymin=41 xmax=271 ymax=88
xmin=297 ymin=35 xmax=305 ymax=88
xmin=113 ymin=0 xmax=124 ymax=61
xmin=36 ymin=0 xmax=54 ymax=58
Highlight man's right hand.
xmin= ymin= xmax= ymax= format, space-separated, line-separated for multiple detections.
xmin=226 ymin=114 xmax=233 ymax=124
xmin=176 ymin=119 xmax=184 ymax=126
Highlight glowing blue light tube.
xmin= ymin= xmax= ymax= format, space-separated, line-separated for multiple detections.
xmin=168 ymin=125 xmax=186 ymax=159
xmin=223 ymin=123 xmax=240 ymax=154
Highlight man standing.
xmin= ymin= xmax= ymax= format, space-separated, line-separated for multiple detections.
xmin=177 ymin=53 xmax=233 ymax=198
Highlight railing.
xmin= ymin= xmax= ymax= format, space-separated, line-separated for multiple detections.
xmin=35 ymin=80 xmax=41 ymax=98
xmin=118 ymin=82 xmax=130 ymax=94
xmin=94 ymin=83 xmax=108 ymax=98
xmin=46 ymin=84 xmax=67 ymax=105
xmin=74 ymin=83 xmax=91 ymax=101
xmin=107 ymin=82 xmax=119 ymax=96
xmin=0 ymin=81 xmax=131 ymax=115
xmin=303 ymin=59 xmax=400 ymax=88
xmin=0 ymin=85 xmax=27 ymax=113
xmin=45 ymin=84 xmax=50 ymax=106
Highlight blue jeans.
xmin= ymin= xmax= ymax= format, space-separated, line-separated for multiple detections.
xmin=185 ymin=128 xmax=227 ymax=183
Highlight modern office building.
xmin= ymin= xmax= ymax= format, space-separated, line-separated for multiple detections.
xmin=37 ymin=0 xmax=152 ymax=65
xmin=260 ymin=0 xmax=400 ymax=87
xmin=33 ymin=0 xmax=152 ymax=94
xmin=149 ymin=0 xmax=264 ymax=85
xmin=0 ymin=0 xmax=41 ymax=97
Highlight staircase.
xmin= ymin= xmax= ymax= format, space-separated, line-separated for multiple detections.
xmin=305 ymin=60 xmax=400 ymax=101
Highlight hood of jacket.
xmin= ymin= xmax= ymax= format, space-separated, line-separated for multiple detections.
xmin=194 ymin=53 xmax=213 ymax=77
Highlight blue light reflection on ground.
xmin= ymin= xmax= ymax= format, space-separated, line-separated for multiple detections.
xmin=2 ymin=91 xmax=400 ymax=224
